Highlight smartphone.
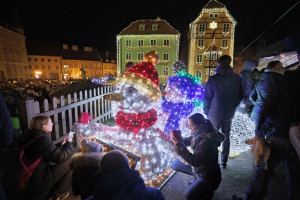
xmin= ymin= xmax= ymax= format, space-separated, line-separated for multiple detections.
xmin=68 ymin=131 xmax=74 ymax=139
xmin=173 ymin=130 xmax=181 ymax=140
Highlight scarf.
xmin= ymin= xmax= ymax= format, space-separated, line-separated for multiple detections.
xmin=115 ymin=109 xmax=157 ymax=134
xmin=162 ymin=100 xmax=194 ymax=134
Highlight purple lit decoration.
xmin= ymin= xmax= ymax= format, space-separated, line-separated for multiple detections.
xmin=172 ymin=61 xmax=187 ymax=74
xmin=162 ymin=71 xmax=204 ymax=134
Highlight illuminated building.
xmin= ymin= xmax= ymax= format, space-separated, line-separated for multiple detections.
xmin=0 ymin=25 xmax=27 ymax=80
xmin=187 ymin=0 xmax=237 ymax=83
xmin=117 ymin=17 xmax=180 ymax=84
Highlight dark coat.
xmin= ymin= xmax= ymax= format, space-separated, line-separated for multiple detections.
xmin=251 ymin=71 xmax=291 ymax=138
xmin=239 ymin=62 xmax=256 ymax=106
xmin=203 ymin=65 xmax=243 ymax=120
xmin=175 ymin=120 xmax=225 ymax=185
xmin=93 ymin=168 xmax=165 ymax=200
xmin=72 ymin=152 xmax=104 ymax=200
xmin=0 ymin=93 xmax=13 ymax=152
xmin=17 ymin=129 xmax=73 ymax=189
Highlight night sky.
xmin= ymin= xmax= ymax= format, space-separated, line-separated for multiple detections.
xmin=4 ymin=0 xmax=300 ymax=55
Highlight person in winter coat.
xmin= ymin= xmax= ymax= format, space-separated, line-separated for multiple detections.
xmin=72 ymin=139 xmax=105 ymax=200
xmin=171 ymin=113 xmax=225 ymax=200
xmin=15 ymin=115 xmax=74 ymax=200
xmin=93 ymin=150 xmax=165 ymax=200
xmin=251 ymin=67 xmax=261 ymax=85
xmin=238 ymin=60 xmax=258 ymax=115
xmin=233 ymin=61 xmax=300 ymax=200
xmin=203 ymin=55 xmax=243 ymax=168
xmin=0 ymin=93 xmax=13 ymax=200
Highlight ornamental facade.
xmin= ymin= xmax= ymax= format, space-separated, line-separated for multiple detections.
xmin=117 ymin=17 xmax=180 ymax=84
xmin=187 ymin=0 xmax=237 ymax=83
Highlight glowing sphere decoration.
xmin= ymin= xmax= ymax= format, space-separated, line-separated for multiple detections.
xmin=172 ymin=61 xmax=187 ymax=74
xmin=144 ymin=50 xmax=160 ymax=66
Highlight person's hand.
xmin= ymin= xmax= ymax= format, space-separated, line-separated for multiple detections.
xmin=253 ymin=135 xmax=260 ymax=142
xmin=170 ymin=130 xmax=179 ymax=145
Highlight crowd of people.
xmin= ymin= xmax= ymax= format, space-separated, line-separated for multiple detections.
xmin=0 ymin=51 xmax=299 ymax=200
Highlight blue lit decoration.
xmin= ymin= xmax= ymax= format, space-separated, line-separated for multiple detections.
xmin=162 ymin=70 xmax=204 ymax=134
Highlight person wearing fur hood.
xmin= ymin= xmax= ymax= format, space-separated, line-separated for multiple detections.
xmin=171 ymin=113 xmax=225 ymax=200
xmin=72 ymin=139 xmax=105 ymax=200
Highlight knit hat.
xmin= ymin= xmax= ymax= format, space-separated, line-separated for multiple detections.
xmin=116 ymin=62 xmax=161 ymax=101
xmin=99 ymin=150 xmax=130 ymax=174
xmin=81 ymin=139 xmax=103 ymax=153
xmin=78 ymin=112 xmax=90 ymax=124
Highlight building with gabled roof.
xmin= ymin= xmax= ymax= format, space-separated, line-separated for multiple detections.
xmin=187 ymin=0 xmax=237 ymax=83
xmin=117 ymin=17 xmax=180 ymax=84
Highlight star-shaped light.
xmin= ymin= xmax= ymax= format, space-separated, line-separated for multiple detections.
xmin=209 ymin=21 xmax=218 ymax=29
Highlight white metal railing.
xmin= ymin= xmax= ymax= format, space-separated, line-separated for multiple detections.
xmin=24 ymin=85 xmax=114 ymax=141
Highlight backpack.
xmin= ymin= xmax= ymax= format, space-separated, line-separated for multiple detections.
xmin=0 ymin=135 xmax=42 ymax=196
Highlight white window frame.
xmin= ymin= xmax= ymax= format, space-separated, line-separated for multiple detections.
xmin=197 ymin=39 xmax=204 ymax=48
xmin=163 ymin=39 xmax=170 ymax=46
xmin=139 ymin=24 xmax=145 ymax=30
xmin=163 ymin=68 xmax=169 ymax=76
xmin=223 ymin=23 xmax=230 ymax=33
xmin=138 ymin=40 xmax=144 ymax=47
xmin=196 ymin=54 xmax=203 ymax=64
xmin=137 ymin=53 xmax=144 ymax=61
xmin=205 ymin=68 xmax=209 ymax=76
xmin=214 ymin=13 xmax=219 ymax=18
xmin=126 ymin=53 xmax=132 ymax=60
xmin=126 ymin=40 xmax=132 ymax=47
xmin=206 ymin=51 xmax=219 ymax=61
xmin=152 ymin=24 xmax=158 ymax=30
xmin=222 ymin=39 xmax=228 ymax=48
xmin=209 ymin=13 xmax=214 ymax=18
xmin=196 ymin=70 xmax=202 ymax=78
xmin=199 ymin=23 xmax=206 ymax=33
xmin=163 ymin=53 xmax=169 ymax=61
xmin=150 ymin=39 xmax=157 ymax=46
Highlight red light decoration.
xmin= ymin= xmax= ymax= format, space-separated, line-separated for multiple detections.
xmin=115 ymin=109 xmax=158 ymax=134
xmin=127 ymin=62 xmax=159 ymax=87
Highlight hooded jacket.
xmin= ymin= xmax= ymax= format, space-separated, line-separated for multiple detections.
xmin=93 ymin=168 xmax=165 ymax=200
xmin=251 ymin=71 xmax=290 ymax=138
xmin=175 ymin=120 xmax=225 ymax=185
xmin=203 ymin=65 xmax=243 ymax=120
xmin=239 ymin=61 xmax=257 ymax=105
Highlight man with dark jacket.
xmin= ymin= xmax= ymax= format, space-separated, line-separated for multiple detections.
xmin=238 ymin=60 xmax=258 ymax=115
xmin=93 ymin=150 xmax=164 ymax=200
xmin=234 ymin=61 xmax=300 ymax=200
xmin=203 ymin=55 xmax=243 ymax=168
xmin=0 ymin=93 xmax=13 ymax=200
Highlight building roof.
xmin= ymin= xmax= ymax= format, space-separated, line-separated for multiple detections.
xmin=61 ymin=46 xmax=102 ymax=61
xmin=204 ymin=0 xmax=225 ymax=9
xmin=118 ymin=17 xmax=180 ymax=35
xmin=26 ymin=40 xmax=61 ymax=56
xmin=26 ymin=40 xmax=103 ymax=61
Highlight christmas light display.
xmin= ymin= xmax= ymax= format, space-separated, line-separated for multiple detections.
xmin=172 ymin=61 xmax=187 ymax=74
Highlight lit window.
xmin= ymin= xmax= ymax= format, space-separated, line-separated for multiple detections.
xmin=163 ymin=68 xmax=169 ymax=76
xmin=138 ymin=40 xmax=144 ymax=47
xmin=126 ymin=53 xmax=132 ymax=60
xmin=206 ymin=51 xmax=219 ymax=61
xmin=150 ymin=39 xmax=156 ymax=46
xmin=126 ymin=40 xmax=132 ymax=47
xmin=163 ymin=54 xmax=169 ymax=61
xmin=223 ymin=23 xmax=230 ymax=33
xmin=137 ymin=53 xmax=144 ymax=60
xmin=196 ymin=54 xmax=203 ymax=63
xmin=196 ymin=70 xmax=202 ymax=78
xmin=163 ymin=39 xmax=170 ymax=46
xmin=139 ymin=24 xmax=145 ymax=30
xmin=199 ymin=23 xmax=206 ymax=33
xmin=222 ymin=39 xmax=228 ymax=48
xmin=152 ymin=24 xmax=158 ymax=30
xmin=198 ymin=39 xmax=204 ymax=48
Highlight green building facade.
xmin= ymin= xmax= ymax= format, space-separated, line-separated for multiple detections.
xmin=117 ymin=17 xmax=180 ymax=84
